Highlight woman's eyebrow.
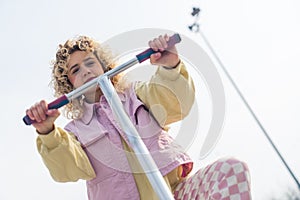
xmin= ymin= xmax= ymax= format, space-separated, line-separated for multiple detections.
xmin=69 ymin=63 xmax=79 ymax=72
xmin=83 ymin=57 xmax=94 ymax=63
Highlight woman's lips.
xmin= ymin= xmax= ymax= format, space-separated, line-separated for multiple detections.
xmin=84 ymin=77 xmax=96 ymax=84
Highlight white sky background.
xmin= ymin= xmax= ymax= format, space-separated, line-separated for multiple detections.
xmin=0 ymin=0 xmax=300 ymax=199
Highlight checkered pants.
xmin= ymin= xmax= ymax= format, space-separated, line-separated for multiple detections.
xmin=173 ymin=158 xmax=251 ymax=200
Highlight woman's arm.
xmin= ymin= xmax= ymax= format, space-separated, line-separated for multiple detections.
xmin=36 ymin=126 xmax=96 ymax=182
xmin=135 ymin=61 xmax=195 ymax=127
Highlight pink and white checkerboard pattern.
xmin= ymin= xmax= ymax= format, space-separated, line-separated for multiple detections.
xmin=173 ymin=158 xmax=251 ymax=200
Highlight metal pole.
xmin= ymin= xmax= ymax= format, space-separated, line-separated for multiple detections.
xmin=188 ymin=7 xmax=300 ymax=190
xmin=98 ymin=76 xmax=174 ymax=200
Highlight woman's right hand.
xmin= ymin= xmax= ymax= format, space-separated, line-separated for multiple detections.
xmin=26 ymin=100 xmax=60 ymax=134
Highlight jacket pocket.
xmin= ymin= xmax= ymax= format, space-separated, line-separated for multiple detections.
xmin=84 ymin=132 xmax=132 ymax=184
xmin=84 ymin=135 xmax=119 ymax=184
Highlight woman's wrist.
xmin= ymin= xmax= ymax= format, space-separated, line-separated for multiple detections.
xmin=162 ymin=59 xmax=181 ymax=70
xmin=36 ymin=124 xmax=55 ymax=135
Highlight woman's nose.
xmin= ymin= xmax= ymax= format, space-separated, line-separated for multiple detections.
xmin=82 ymin=66 xmax=91 ymax=77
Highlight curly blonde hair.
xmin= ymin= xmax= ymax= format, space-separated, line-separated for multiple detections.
xmin=51 ymin=36 xmax=123 ymax=119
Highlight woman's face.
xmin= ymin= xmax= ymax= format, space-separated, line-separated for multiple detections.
xmin=67 ymin=51 xmax=104 ymax=102
xmin=67 ymin=51 xmax=104 ymax=88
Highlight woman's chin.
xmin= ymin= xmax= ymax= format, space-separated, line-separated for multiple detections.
xmin=84 ymin=86 xmax=102 ymax=102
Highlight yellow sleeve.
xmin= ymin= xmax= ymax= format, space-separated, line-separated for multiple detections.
xmin=36 ymin=126 xmax=96 ymax=182
xmin=135 ymin=61 xmax=195 ymax=127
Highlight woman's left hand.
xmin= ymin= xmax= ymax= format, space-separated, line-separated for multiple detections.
xmin=148 ymin=34 xmax=180 ymax=68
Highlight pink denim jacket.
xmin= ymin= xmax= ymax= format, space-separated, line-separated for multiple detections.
xmin=64 ymin=83 xmax=193 ymax=200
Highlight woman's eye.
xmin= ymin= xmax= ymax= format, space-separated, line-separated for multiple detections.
xmin=86 ymin=61 xmax=95 ymax=67
xmin=72 ymin=68 xmax=79 ymax=74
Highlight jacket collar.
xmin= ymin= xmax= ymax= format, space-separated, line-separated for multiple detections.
xmin=80 ymin=92 xmax=126 ymax=125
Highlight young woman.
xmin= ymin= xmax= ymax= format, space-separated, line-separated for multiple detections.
xmin=26 ymin=34 xmax=251 ymax=200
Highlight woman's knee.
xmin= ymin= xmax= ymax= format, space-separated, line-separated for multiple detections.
xmin=214 ymin=157 xmax=250 ymax=179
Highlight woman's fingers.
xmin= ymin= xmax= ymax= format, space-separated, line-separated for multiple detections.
xmin=158 ymin=34 xmax=168 ymax=49
xmin=148 ymin=34 xmax=179 ymax=67
xmin=148 ymin=34 xmax=169 ymax=51
xmin=47 ymin=109 xmax=60 ymax=118
xmin=27 ymin=100 xmax=49 ymax=122
xmin=149 ymin=52 xmax=161 ymax=64
xmin=26 ymin=108 xmax=34 ymax=121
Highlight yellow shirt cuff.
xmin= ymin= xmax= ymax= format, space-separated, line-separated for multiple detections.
xmin=156 ymin=60 xmax=182 ymax=81
xmin=37 ymin=126 xmax=62 ymax=150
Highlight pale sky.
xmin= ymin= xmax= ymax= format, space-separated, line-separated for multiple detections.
xmin=1 ymin=0 xmax=300 ymax=199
